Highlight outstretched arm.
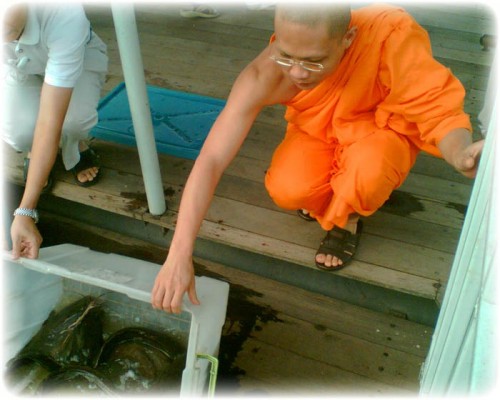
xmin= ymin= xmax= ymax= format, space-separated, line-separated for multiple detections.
xmin=438 ymin=128 xmax=484 ymax=179
xmin=151 ymin=58 xmax=278 ymax=313
xmin=11 ymin=83 xmax=72 ymax=259
xmin=151 ymin=104 xmax=261 ymax=313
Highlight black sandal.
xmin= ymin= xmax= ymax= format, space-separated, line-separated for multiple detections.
xmin=71 ymin=147 xmax=101 ymax=187
xmin=23 ymin=157 xmax=54 ymax=194
xmin=315 ymin=220 xmax=363 ymax=271
xmin=297 ymin=209 xmax=316 ymax=221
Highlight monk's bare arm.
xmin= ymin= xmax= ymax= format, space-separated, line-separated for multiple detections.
xmin=151 ymin=48 xmax=291 ymax=313
xmin=438 ymin=128 xmax=484 ymax=179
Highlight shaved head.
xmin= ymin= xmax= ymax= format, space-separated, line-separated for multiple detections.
xmin=275 ymin=3 xmax=351 ymax=39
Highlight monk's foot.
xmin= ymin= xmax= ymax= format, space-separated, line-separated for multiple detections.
xmin=297 ymin=209 xmax=316 ymax=221
xmin=315 ymin=216 xmax=363 ymax=271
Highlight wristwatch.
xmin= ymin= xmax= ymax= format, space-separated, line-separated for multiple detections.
xmin=13 ymin=208 xmax=39 ymax=224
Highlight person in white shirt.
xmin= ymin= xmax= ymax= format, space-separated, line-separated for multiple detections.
xmin=2 ymin=3 xmax=108 ymax=259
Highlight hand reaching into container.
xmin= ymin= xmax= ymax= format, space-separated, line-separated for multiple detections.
xmin=151 ymin=250 xmax=200 ymax=314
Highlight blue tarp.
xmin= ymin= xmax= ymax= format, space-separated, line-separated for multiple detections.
xmin=91 ymin=82 xmax=225 ymax=160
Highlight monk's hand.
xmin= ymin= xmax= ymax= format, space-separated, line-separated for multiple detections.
xmin=11 ymin=216 xmax=42 ymax=260
xmin=151 ymin=252 xmax=200 ymax=314
xmin=453 ymin=139 xmax=484 ymax=179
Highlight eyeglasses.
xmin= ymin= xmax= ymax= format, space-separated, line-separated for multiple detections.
xmin=270 ymin=55 xmax=324 ymax=72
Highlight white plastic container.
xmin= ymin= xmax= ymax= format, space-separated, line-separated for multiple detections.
xmin=2 ymin=244 xmax=229 ymax=397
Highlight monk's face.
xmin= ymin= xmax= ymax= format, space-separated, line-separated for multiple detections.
xmin=273 ymin=17 xmax=352 ymax=90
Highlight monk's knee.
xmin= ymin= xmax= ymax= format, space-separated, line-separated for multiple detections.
xmin=337 ymin=133 xmax=416 ymax=209
xmin=265 ymin=169 xmax=300 ymax=209
xmin=265 ymin=168 xmax=316 ymax=209
xmin=353 ymin=133 xmax=414 ymax=185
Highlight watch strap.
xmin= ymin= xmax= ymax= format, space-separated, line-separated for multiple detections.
xmin=13 ymin=208 xmax=39 ymax=223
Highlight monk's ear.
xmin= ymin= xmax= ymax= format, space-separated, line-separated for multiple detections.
xmin=342 ymin=26 xmax=358 ymax=49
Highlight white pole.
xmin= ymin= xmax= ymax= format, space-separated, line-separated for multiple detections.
xmin=111 ymin=3 xmax=166 ymax=215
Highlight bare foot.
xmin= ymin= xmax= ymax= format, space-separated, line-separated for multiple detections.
xmin=75 ymin=166 xmax=99 ymax=184
xmin=315 ymin=215 xmax=360 ymax=268
xmin=74 ymin=142 xmax=100 ymax=185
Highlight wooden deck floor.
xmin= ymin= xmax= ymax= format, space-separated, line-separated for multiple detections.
xmin=1 ymin=2 xmax=496 ymax=394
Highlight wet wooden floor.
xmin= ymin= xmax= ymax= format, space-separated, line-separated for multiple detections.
xmin=2 ymin=2 xmax=496 ymax=395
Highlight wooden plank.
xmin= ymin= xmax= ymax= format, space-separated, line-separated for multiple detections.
xmin=435 ymin=56 xmax=492 ymax=80
xmin=135 ymin=35 xmax=257 ymax=73
xmin=395 ymin=3 xmax=496 ymax=35
xmin=400 ymin=173 xmax=472 ymax=205
xmin=88 ymin=4 xmax=274 ymax=40
xmin=379 ymin=190 xmax=466 ymax=229
xmin=87 ymin=140 xmax=468 ymax=230
xmin=464 ymin=88 xmax=489 ymax=115
xmin=249 ymin=313 xmax=423 ymax=390
xmin=133 ymin=11 xmax=270 ymax=53
xmin=430 ymin=39 xmax=493 ymax=67
xmin=450 ymin=69 xmax=491 ymax=92
xmin=129 ymin=3 xmax=276 ymax=35
xmin=424 ymin=24 xmax=489 ymax=50
xmin=204 ymin=194 xmax=456 ymax=275
xmin=234 ymin=339 xmax=415 ymax=395
xmin=366 ymin=212 xmax=461 ymax=254
xmin=204 ymin=5 xmax=275 ymax=33
xmin=197 ymin=257 xmax=434 ymax=355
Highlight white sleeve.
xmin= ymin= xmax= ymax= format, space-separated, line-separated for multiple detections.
xmin=43 ymin=4 xmax=90 ymax=88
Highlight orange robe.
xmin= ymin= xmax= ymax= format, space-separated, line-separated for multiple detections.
xmin=264 ymin=4 xmax=471 ymax=231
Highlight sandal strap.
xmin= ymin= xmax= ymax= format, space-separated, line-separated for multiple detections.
xmin=316 ymin=221 xmax=363 ymax=266
xmin=297 ymin=209 xmax=316 ymax=221
xmin=72 ymin=148 xmax=101 ymax=174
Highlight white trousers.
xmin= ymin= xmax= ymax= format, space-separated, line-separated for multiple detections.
xmin=2 ymin=70 xmax=105 ymax=170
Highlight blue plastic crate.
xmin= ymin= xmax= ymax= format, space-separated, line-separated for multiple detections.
xmin=91 ymin=82 xmax=226 ymax=160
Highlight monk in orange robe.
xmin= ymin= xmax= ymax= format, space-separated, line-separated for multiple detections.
xmin=264 ymin=3 xmax=474 ymax=267
xmin=152 ymin=3 xmax=484 ymax=314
